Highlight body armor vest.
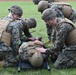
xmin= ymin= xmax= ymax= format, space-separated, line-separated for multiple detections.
xmin=59 ymin=18 xmax=76 ymax=45
xmin=0 ymin=19 xmax=11 ymax=46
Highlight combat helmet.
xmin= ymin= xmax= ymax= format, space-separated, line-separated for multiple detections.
xmin=26 ymin=18 xmax=37 ymax=28
xmin=42 ymin=8 xmax=56 ymax=21
xmin=38 ymin=1 xmax=49 ymax=13
xmin=29 ymin=51 xmax=43 ymax=67
xmin=8 ymin=5 xmax=23 ymax=17
xmin=62 ymin=5 xmax=72 ymax=18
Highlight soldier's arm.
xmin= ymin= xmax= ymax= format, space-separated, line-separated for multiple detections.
xmin=46 ymin=24 xmax=53 ymax=41
xmin=11 ymin=24 xmax=21 ymax=53
xmin=24 ymin=28 xmax=32 ymax=37
xmin=50 ymin=23 xmax=69 ymax=53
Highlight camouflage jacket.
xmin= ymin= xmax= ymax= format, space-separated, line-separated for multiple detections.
xmin=50 ymin=18 xmax=75 ymax=52
xmin=46 ymin=6 xmax=64 ymax=41
xmin=3 ymin=16 xmax=21 ymax=53
xmin=50 ymin=4 xmax=76 ymax=23
xmin=16 ymin=19 xmax=32 ymax=43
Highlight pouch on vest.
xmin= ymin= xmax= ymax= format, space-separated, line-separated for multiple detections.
xmin=65 ymin=28 xmax=76 ymax=45
xmin=58 ymin=18 xmax=76 ymax=45
xmin=1 ymin=31 xmax=12 ymax=46
xmin=0 ymin=19 xmax=12 ymax=46
xmin=51 ymin=2 xmax=72 ymax=18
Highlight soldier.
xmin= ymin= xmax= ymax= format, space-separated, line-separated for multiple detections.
xmin=0 ymin=4 xmax=23 ymax=67
xmin=32 ymin=0 xmax=59 ymax=5
xmin=0 ymin=4 xmax=24 ymax=67
xmin=16 ymin=18 xmax=37 ymax=43
xmin=38 ymin=1 xmax=76 ymax=45
xmin=19 ymin=40 xmax=47 ymax=68
xmin=42 ymin=8 xmax=76 ymax=69
xmin=38 ymin=1 xmax=76 ymax=23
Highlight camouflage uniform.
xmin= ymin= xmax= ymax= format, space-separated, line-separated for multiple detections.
xmin=49 ymin=18 xmax=76 ymax=69
xmin=46 ymin=7 xmax=64 ymax=42
xmin=46 ymin=4 xmax=76 ymax=43
xmin=42 ymin=8 xmax=76 ymax=69
xmin=50 ymin=4 xmax=76 ymax=23
xmin=38 ymin=1 xmax=76 ymax=43
xmin=0 ymin=17 xmax=36 ymax=67
xmin=16 ymin=19 xmax=32 ymax=43
xmin=0 ymin=16 xmax=21 ymax=67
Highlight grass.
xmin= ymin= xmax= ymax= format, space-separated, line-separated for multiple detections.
xmin=0 ymin=1 xmax=76 ymax=75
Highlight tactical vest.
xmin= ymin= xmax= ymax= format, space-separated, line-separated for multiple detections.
xmin=51 ymin=2 xmax=72 ymax=18
xmin=19 ymin=41 xmax=42 ymax=54
xmin=58 ymin=18 xmax=76 ymax=45
xmin=0 ymin=19 xmax=12 ymax=46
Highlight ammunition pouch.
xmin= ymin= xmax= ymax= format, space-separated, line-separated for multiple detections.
xmin=0 ymin=19 xmax=11 ymax=46
xmin=65 ymin=28 xmax=76 ymax=45
xmin=58 ymin=18 xmax=76 ymax=45
xmin=0 ymin=31 xmax=11 ymax=46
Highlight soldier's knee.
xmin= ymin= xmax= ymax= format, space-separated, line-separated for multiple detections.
xmin=54 ymin=60 xmax=62 ymax=69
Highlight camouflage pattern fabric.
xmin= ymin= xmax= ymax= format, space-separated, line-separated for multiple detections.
xmin=19 ymin=42 xmax=47 ymax=62
xmin=19 ymin=42 xmax=40 ymax=62
xmin=46 ymin=25 xmax=56 ymax=44
xmin=16 ymin=20 xmax=32 ymax=43
xmin=46 ymin=7 xmax=64 ymax=42
xmin=50 ymin=4 xmax=76 ymax=23
xmin=0 ymin=16 xmax=21 ymax=67
xmin=46 ymin=4 xmax=76 ymax=44
xmin=0 ymin=18 xmax=33 ymax=67
xmin=49 ymin=18 xmax=76 ymax=68
xmin=3 ymin=16 xmax=20 ymax=53
xmin=54 ymin=46 xmax=76 ymax=69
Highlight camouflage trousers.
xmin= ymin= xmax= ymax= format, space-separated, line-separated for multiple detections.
xmin=54 ymin=45 xmax=76 ymax=69
xmin=0 ymin=42 xmax=18 ymax=67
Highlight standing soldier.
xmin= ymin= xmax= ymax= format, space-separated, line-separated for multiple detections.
xmin=16 ymin=17 xmax=37 ymax=43
xmin=42 ymin=8 xmax=76 ymax=69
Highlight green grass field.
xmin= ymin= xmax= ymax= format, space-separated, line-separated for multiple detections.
xmin=0 ymin=1 xmax=76 ymax=75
